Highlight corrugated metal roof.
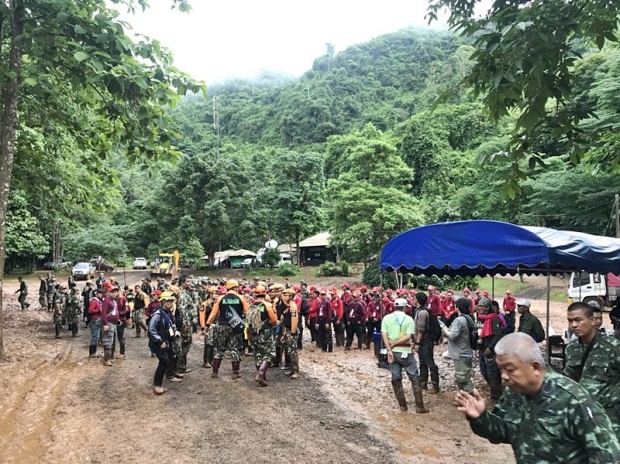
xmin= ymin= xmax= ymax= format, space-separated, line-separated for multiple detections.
xmin=298 ymin=231 xmax=331 ymax=248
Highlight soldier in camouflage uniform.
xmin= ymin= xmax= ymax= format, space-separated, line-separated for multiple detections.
xmin=176 ymin=275 xmax=197 ymax=373
xmin=39 ymin=275 xmax=48 ymax=310
xmin=206 ymin=280 xmax=249 ymax=379
xmin=564 ymin=302 xmax=620 ymax=440
xmin=47 ymin=275 xmax=57 ymax=312
xmin=201 ymin=286 xmax=218 ymax=368
xmin=247 ymin=285 xmax=278 ymax=386
xmin=54 ymin=285 xmax=68 ymax=338
xmin=279 ymin=288 xmax=300 ymax=379
xmin=456 ymin=332 xmax=620 ymax=463
xmin=66 ymin=287 xmax=83 ymax=337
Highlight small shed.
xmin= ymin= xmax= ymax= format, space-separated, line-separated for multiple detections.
xmin=298 ymin=231 xmax=335 ymax=266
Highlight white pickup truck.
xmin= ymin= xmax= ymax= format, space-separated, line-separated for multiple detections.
xmin=568 ymin=272 xmax=620 ymax=310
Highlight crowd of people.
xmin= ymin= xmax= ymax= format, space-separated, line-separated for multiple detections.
xmin=13 ymin=272 xmax=620 ymax=463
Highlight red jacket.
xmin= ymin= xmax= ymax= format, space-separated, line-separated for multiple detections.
xmin=330 ymin=296 xmax=344 ymax=322
xmin=316 ymin=299 xmax=332 ymax=321
xmin=347 ymin=300 xmax=366 ymax=322
xmin=382 ymin=297 xmax=394 ymax=315
xmin=442 ymin=297 xmax=456 ymax=319
xmin=102 ymin=296 xmax=120 ymax=325
xmin=308 ymin=298 xmax=318 ymax=319
xmin=117 ymin=296 xmax=130 ymax=321
xmin=366 ymin=300 xmax=381 ymax=320
xmin=503 ymin=296 xmax=516 ymax=313
xmin=145 ymin=300 xmax=161 ymax=318
xmin=88 ymin=297 xmax=103 ymax=320
xmin=428 ymin=293 xmax=442 ymax=317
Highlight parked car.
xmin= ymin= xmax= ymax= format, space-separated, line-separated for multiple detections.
xmin=43 ymin=259 xmax=71 ymax=270
xmin=72 ymin=262 xmax=95 ymax=280
xmin=90 ymin=259 xmax=115 ymax=272
xmin=133 ymin=257 xmax=148 ymax=269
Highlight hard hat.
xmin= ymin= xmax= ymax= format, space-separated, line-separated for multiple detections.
xmin=282 ymin=288 xmax=295 ymax=296
xmin=254 ymin=285 xmax=267 ymax=296
xmin=161 ymin=291 xmax=175 ymax=301
xmin=86 ymin=280 xmax=93 ymax=285
xmin=152 ymin=289 xmax=162 ymax=296
xmin=360 ymin=285 xmax=368 ymax=292
xmin=225 ymin=279 xmax=239 ymax=290
xmin=207 ymin=286 xmax=217 ymax=293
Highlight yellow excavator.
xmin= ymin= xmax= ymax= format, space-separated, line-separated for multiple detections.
xmin=150 ymin=250 xmax=180 ymax=280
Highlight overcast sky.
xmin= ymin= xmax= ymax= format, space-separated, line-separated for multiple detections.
xmin=117 ymin=1 xmax=457 ymax=84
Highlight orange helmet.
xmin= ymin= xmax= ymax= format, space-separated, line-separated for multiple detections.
xmin=282 ymin=288 xmax=295 ymax=296
xmin=254 ymin=285 xmax=267 ymax=296
xmin=225 ymin=279 xmax=239 ymax=290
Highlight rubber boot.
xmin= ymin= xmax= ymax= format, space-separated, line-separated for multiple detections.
xmin=411 ymin=379 xmax=430 ymax=413
xmin=391 ymin=380 xmax=408 ymax=411
xmin=231 ymin=361 xmax=240 ymax=380
xmin=55 ymin=324 xmax=61 ymax=338
xmin=211 ymin=358 xmax=222 ymax=378
xmin=430 ymin=366 xmax=440 ymax=394
xmin=103 ymin=349 xmax=113 ymax=367
xmin=338 ymin=332 xmax=345 ymax=347
xmin=290 ymin=352 xmax=300 ymax=379
xmin=327 ymin=344 xmax=333 ymax=353
xmin=419 ymin=364 xmax=429 ymax=390
xmin=255 ymin=360 xmax=269 ymax=387
xmin=275 ymin=346 xmax=283 ymax=368
xmin=284 ymin=352 xmax=292 ymax=375
xmin=203 ymin=344 xmax=213 ymax=368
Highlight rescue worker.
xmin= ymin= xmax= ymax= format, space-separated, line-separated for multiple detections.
xmin=502 ymin=290 xmax=517 ymax=334
xmin=456 ymin=332 xmax=620 ymax=463
xmin=345 ymin=292 xmax=366 ymax=350
xmin=516 ymin=299 xmax=545 ymax=342
xmin=38 ymin=274 xmax=47 ymax=311
xmin=427 ymin=285 xmax=442 ymax=317
xmin=247 ymin=285 xmax=278 ymax=386
xmin=132 ymin=285 xmax=148 ymax=337
xmin=383 ymin=297 xmax=428 ymax=413
xmin=88 ymin=287 xmax=104 ymax=358
xmin=279 ymin=288 xmax=300 ymax=379
xmin=441 ymin=289 xmax=456 ymax=326
xmin=365 ymin=292 xmax=382 ymax=349
xmin=46 ymin=275 xmax=56 ymax=312
xmin=413 ymin=292 xmax=440 ymax=393
xmin=477 ymin=298 xmax=504 ymax=400
xmin=307 ymin=289 xmax=319 ymax=346
xmin=201 ymin=286 xmax=218 ymax=368
xmin=176 ymin=275 xmax=197 ymax=373
xmin=148 ymin=291 xmax=180 ymax=395
xmin=564 ymin=302 xmax=620 ymax=440
xmin=316 ymin=289 xmax=333 ymax=352
xmin=101 ymin=287 xmax=120 ymax=366
xmin=54 ymin=284 xmax=67 ymax=338
xmin=82 ymin=280 xmax=94 ymax=326
xmin=66 ymin=287 xmax=83 ymax=337
xmin=205 ymin=280 xmax=249 ymax=379
xmin=15 ymin=276 xmax=29 ymax=310
xmin=330 ymin=288 xmax=344 ymax=347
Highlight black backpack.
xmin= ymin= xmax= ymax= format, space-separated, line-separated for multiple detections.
xmin=424 ymin=308 xmax=442 ymax=342
xmin=460 ymin=315 xmax=478 ymax=350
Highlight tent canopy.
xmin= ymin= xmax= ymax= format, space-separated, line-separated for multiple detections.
xmin=380 ymin=220 xmax=620 ymax=276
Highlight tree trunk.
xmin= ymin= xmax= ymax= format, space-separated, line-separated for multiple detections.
xmin=0 ymin=1 xmax=26 ymax=360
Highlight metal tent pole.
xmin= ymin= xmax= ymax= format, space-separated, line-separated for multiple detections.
xmin=546 ymin=269 xmax=551 ymax=365
xmin=491 ymin=275 xmax=495 ymax=301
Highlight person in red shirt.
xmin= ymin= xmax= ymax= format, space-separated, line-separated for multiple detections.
xmin=502 ymin=289 xmax=516 ymax=333
xmin=345 ymin=292 xmax=366 ymax=350
xmin=360 ymin=285 xmax=372 ymax=306
xmin=474 ymin=289 xmax=482 ymax=305
xmin=307 ymin=289 xmax=319 ymax=346
xmin=330 ymin=288 xmax=344 ymax=347
xmin=441 ymin=289 xmax=457 ymax=326
xmin=427 ymin=285 xmax=442 ymax=317
xmin=112 ymin=288 xmax=131 ymax=360
xmin=462 ymin=288 xmax=476 ymax=313
xmin=315 ymin=289 xmax=333 ymax=352
xmin=365 ymin=292 xmax=382 ymax=349
xmin=87 ymin=287 xmax=104 ymax=358
xmin=101 ymin=287 xmax=121 ymax=366
xmin=382 ymin=295 xmax=395 ymax=315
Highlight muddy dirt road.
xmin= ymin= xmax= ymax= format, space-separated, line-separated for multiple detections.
xmin=1 ymin=273 xmax=592 ymax=463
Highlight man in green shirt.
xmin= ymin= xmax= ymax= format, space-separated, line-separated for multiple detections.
xmin=564 ymin=302 xmax=620 ymax=441
xmin=516 ymin=298 xmax=545 ymax=342
xmin=456 ymin=332 xmax=620 ymax=463
xmin=381 ymin=298 xmax=428 ymax=414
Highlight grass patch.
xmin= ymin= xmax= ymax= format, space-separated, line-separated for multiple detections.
xmin=478 ymin=276 xmax=567 ymax=303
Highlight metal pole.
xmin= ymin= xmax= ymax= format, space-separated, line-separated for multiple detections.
xmin=546 ymin=269 xmax=551 ymax=365
xmin=491 ymin=275 xmax=495 ymax=301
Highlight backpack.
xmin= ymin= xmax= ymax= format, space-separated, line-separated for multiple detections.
xmin=460 ymin=315 xmax=478 ymax=350
xmin=247 ymin=302 xmax=267 ymax=334
xmin=299 ymin=298 xmax=309 ymax=317
xmin=424 ymin=308 xmax=442 ymax=342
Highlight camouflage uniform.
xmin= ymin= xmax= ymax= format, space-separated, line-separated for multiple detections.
xmin=469 ymin=370 xmax=620 ymax=463
xmin=66 ymin=292 xmax=83 ymax=336
xmin=47 ymin=279 xmax=56 ymax=311
xmin=248 ymin=302 xmax=276 ymax=365
xmin=212 ymin=325 xmax=243 ymax=362
xmin=564 ymin=333 xmax=620 ymax=440
xmin=176 ymin=288 xmax=197 ymax=371
xmin=54 ymin=290 xmax=67 ymax=338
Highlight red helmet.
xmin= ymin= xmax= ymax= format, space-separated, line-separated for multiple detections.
xmin=341 ymin=283 xmax=350 ymax=289
xmin=427 ymin=285 xmax=435 ymax=292
xmin=360 ymin=285 xmax=368 ymax=292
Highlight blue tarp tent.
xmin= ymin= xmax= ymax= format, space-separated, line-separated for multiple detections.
xmin=380 ymin=220 xmax=620 ymax=276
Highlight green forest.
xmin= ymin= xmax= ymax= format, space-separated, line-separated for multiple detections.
xmin=5 ymin=1 xmax=620 ymax=273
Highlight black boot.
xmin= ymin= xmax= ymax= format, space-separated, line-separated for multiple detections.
xmin=232 ymin=361 xmax=241 ymax=380
xmin=203 ymin=345 xmax=213 ymax=368
xmin=327 ymin=343 xmax=333 ymax=353
xmin=419 ymin=364 xmax=429 ymax=390
xmin=430 ymin=366 xmax=440 ymax=394
xmin=211 ymin=358 xmax=222 ymax=378
xmin=55 ymin=324 xmax=61 ymax=338
xmin=391 ymin=380 xmax=408 ymax=411
xmin=411 ymin=379 xmax=429 ymax=413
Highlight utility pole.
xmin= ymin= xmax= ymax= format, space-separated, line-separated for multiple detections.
xmin=614 ymin=193 xmax=620 ymax=238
